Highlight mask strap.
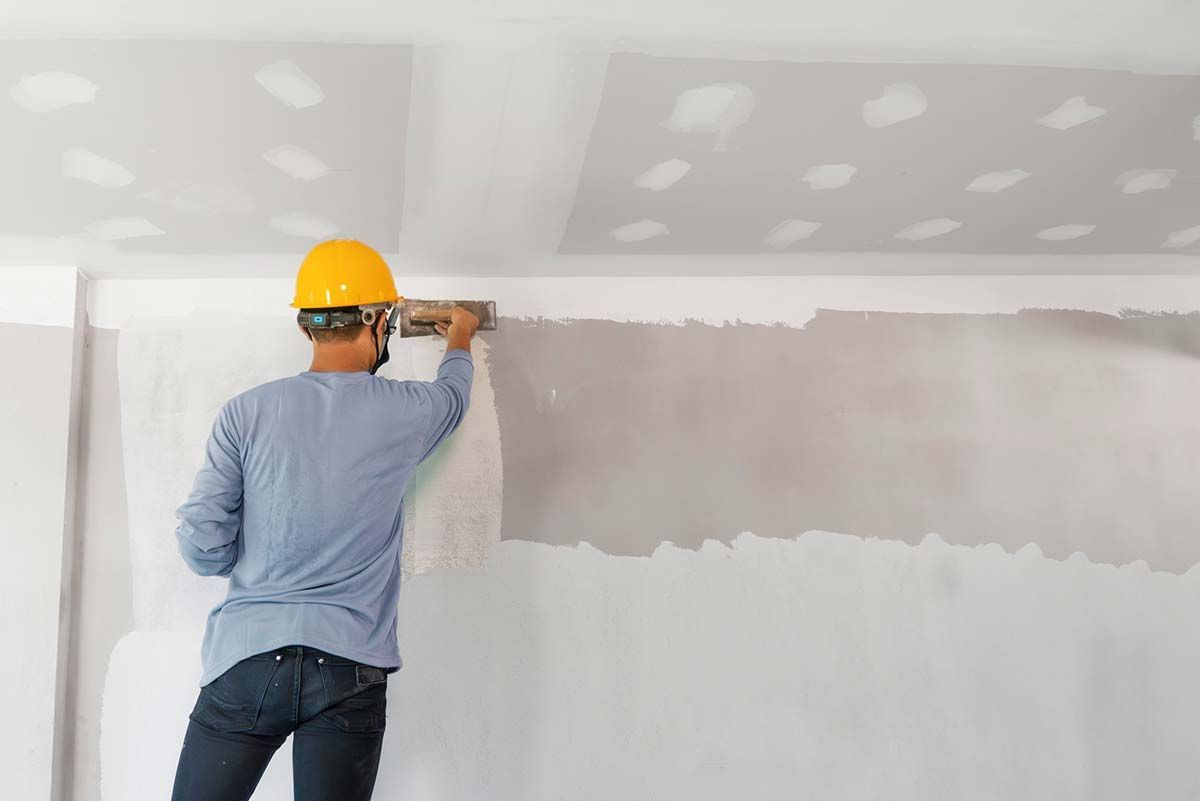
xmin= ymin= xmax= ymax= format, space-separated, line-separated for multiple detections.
xmin=369 ymin=306 xmax=401 ymax=376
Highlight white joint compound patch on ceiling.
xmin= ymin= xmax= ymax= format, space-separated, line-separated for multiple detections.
xmin=269 ymin=212 xmax=340 ymax=239
xmin=1038 ymin=224 xmax=1096 ymax=241
xmin=764 ymin=219 xmax=822 ymax=248
xmin=633 ymin=158 xmax=693 ymax=191
xmin=9 ymin=69 xmax=97 ymax=112
xmin=61 ymin=147 xmax=134 ymax=188
xmin=861 ymin=82 xmax=927 ymax=128
xmin=560 ymin=55 xmax=1200 ymax=255
xmin=263 ymin=145 xmax=332 ymax=182
xmin=965 ymin=169 xmax=1031 ymax=193
xmin=1116 ymin=169 xmax=1177 ymax=195
xmin=661 ymin=82 xmax=755 ymax=151
xmin=1166 ymin=225 xmax=1200 ymax=249
xmin=611 ymin=218 xmax=669 ymax=242
xmin=802 ymin=163 xmax=857 ymax=190
xmin=0 ymin=41 xmax=410 ymax=254
xmin=896 ymin=217 xmax=961 ymax=241
xmin=1036 ymin=95 xmax=1107 ymax=130
xmin=83 ymin=216 xmax=164 ymax=241
xmin=254 ymin=60 xmax=325 ymax=109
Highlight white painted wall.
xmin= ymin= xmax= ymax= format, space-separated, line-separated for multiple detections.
xmin=70 ymin=272 xmax=1200 ymax=800
xmin=0 ymin=267 xmax=85 ymax=801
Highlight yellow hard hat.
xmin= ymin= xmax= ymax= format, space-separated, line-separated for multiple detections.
xmin=291 ymin=239 xmax=402 ymax=309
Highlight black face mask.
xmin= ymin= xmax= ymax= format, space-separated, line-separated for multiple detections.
xmin=369 ymin=306 xmax=402 ymax=375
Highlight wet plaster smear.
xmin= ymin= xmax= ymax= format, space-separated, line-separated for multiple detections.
xmin=490 ymin=311 xmax=1200 ymax=570
xmin=91 ymin=302 xmax=1200 ymax=801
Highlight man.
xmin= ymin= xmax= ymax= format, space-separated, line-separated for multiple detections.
xmin=170 ymin=239 xmax=479 ymax=800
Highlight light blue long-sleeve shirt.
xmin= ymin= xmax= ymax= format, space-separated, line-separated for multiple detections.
xmin=176 ymin=349 xmax=473 ymax=686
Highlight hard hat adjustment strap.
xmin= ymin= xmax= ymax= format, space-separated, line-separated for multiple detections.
xmin=297 ymin=309 xmax=364 ymax=328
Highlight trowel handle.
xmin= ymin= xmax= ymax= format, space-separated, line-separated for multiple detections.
xmin=408 ymin=308 xmax=453 ymax=324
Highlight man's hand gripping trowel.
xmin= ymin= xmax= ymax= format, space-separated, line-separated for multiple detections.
xmin=371 ymin=299 xmax=495 ymax=374
xmin=393 ymin=299 xmax=497 ymax=338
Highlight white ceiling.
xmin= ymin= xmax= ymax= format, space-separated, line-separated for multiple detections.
xmin=2 ymin=0 xmax=1199 ymax=276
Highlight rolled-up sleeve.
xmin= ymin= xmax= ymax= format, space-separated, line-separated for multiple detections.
xmin=416 ymin=350 xmax=474 ymax=463
xmin=175 ymin=403 xmax=243 ymax=576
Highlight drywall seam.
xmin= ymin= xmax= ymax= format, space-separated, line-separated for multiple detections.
xmin=90 ymin=275 xmax=1200 ymax=330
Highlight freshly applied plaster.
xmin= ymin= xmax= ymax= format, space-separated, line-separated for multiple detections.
xmin=488 ymin=312 xmax=1200 ymax=571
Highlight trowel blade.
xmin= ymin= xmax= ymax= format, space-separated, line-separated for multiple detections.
xmin=399 ymin=299 xmax=497 ymax=338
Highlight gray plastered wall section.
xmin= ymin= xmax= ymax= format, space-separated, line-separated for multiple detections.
xmin=0 ymin=41 xmax=410 ymax=253
xmin=489 ymin=311 xmax=1200 ymax=571
xmin=560 ymin=55 xmax=1200 ymax=254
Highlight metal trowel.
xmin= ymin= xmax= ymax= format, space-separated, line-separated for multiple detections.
xmin=398 ymin=299 xmax=497 ymax=338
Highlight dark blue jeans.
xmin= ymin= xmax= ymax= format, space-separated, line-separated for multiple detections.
xmin=172 ymin=645 xmax=389 ymax=801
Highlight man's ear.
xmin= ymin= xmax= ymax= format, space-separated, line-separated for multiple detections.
xmin=298 ymin=322 xmax=312 ymax=341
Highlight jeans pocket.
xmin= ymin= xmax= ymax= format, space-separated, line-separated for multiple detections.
xmin=190 ymin=656 xmax=280 ymax=733
xmin=318 ymin=660 xmax=388 ymax=733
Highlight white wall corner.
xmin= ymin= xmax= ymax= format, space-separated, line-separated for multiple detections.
xmin=50 ymin=270 xmax=88 ymax=801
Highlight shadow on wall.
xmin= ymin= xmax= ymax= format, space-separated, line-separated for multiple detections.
xmin=488 ymin=309 xmax=1200 ymax=572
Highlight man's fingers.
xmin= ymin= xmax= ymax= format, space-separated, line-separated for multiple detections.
xmin=434 ymin=322 xmax=449 ymax=335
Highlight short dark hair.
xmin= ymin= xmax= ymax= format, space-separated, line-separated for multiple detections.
xmin=308 ymin=325 xmax=363 ymax=344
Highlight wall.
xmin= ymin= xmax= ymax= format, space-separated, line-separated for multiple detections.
xmin=0 ymin=267 xmax=85 ymax=801
xmin=72 ymin=272 xmax=1200 ymax=800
